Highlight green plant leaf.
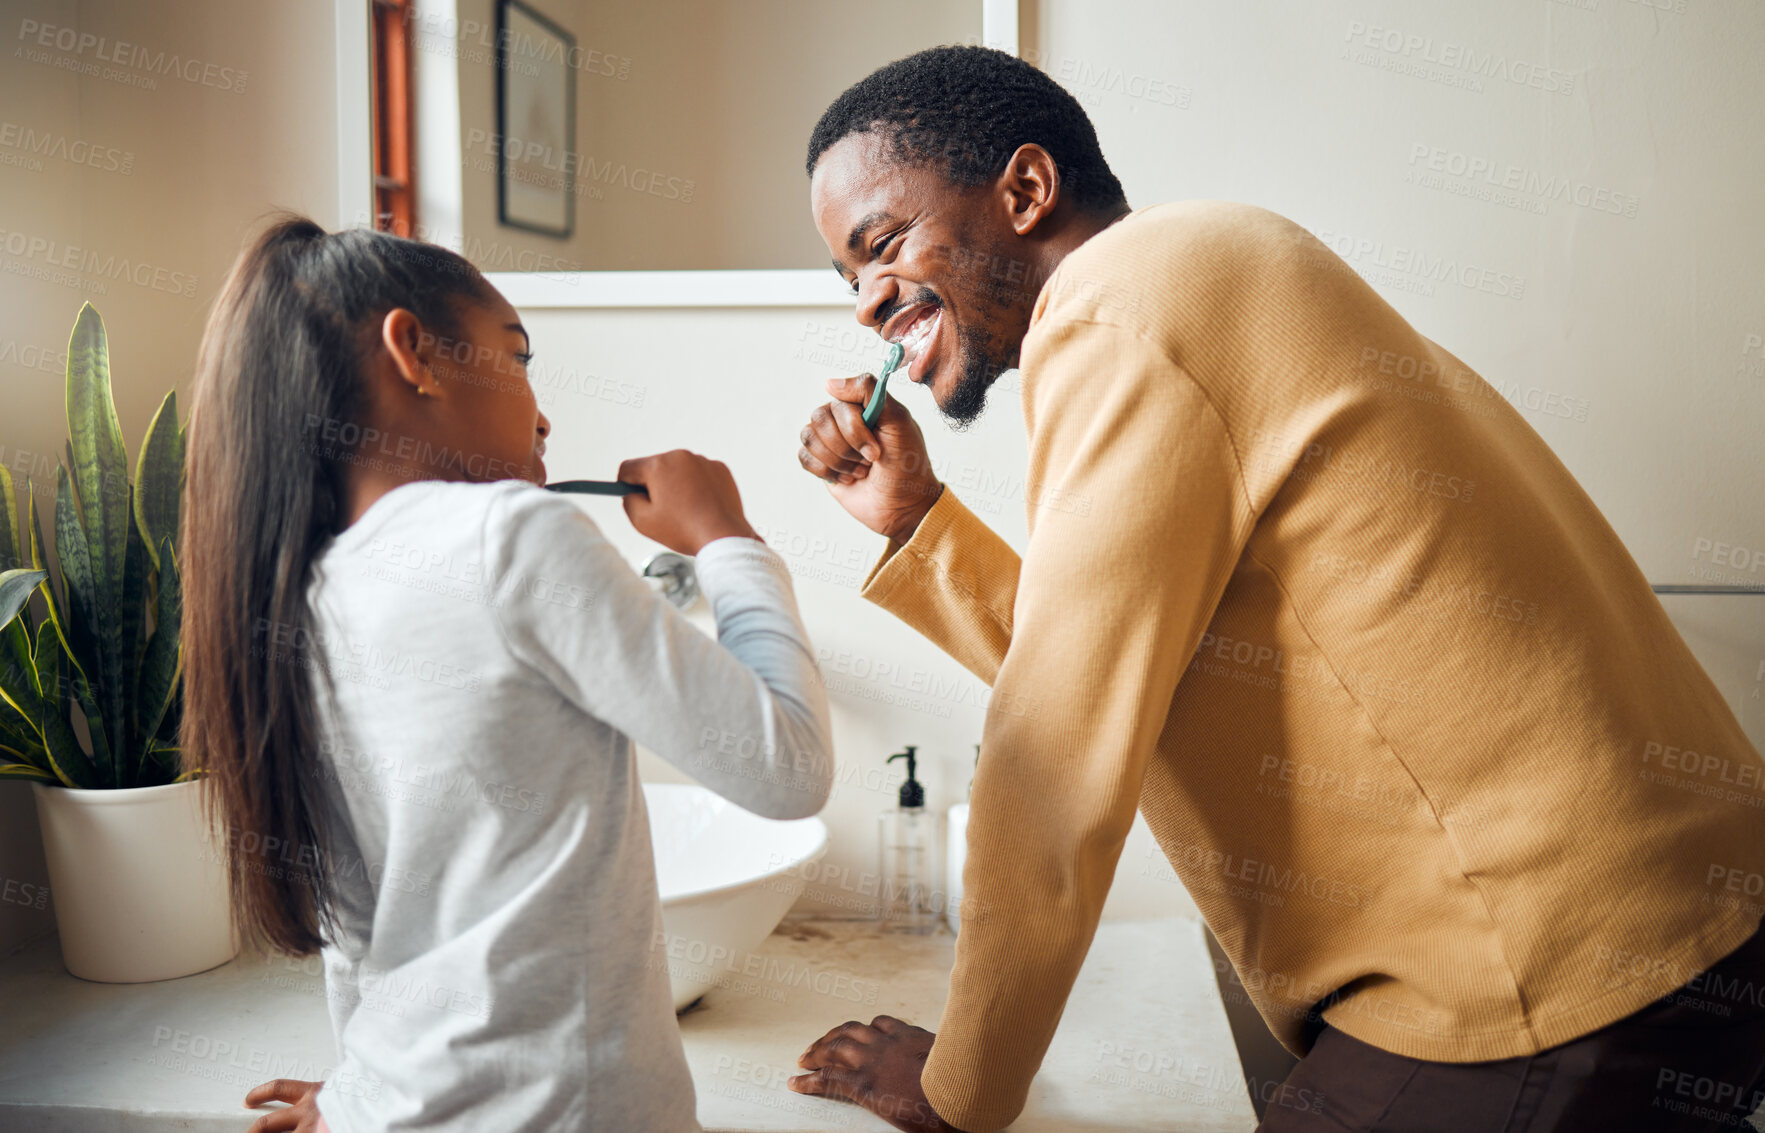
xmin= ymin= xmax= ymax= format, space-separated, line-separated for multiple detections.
xmin=24 ymin=526 xmax=110 ymax=790
xmin=0 ymin=568 xmax=45 ymax=631
xmin=52 ymin=462 xmax=113 ymax=776
xmin=0 ymin=619 xmax=40 ymax=728
xmin=0 ymin=476 xmax=28 ymax=754
xmin=0 ymin=466 xmax=19 ymax=574
xmin=0 ymin=675 xmax=29 ymax=740
xmin=136 ymin=538 xmax=181 ymax=782
xmin=37 ymin=484 xmax=84 ymax=675
xmin=134 ymin=391 xmax=182 ymax=572
xmin=65 ymin=660 xmax=111 ymax=787
xmin=155 ymin=685 xmax=181 ymax=741
xmin=143 ymin=738 xmax=182 ymax=786
xmin=27 ymin=489 xmax=55 ymax=616
xmin=129 ymin=394 xmax=184 ymax=786
xmin=0 ymin=763 xmax=56 ymax=783
xmin=65 ymin=304 xmax=130 ymax=781
xmin=66 ymin=303 xmax=130 ymax=636
xmin=29 ymin=487 xmax=99 ymax=721
xmin=0 ymin=568 xmax=45 ymax=743
xmin=28 ymin=621 xmax=89 ymax=788
xmin=117 ymin=498 xmax=146 ymax=782
xmin=0 ymin=686 xmax=30 ymax=742
xmin=1 ymin=615 xmax=31 ymax=682
xmin=0 ymin=589 xmax=31 ymax=743
xmin=0 ymin=716 xmax=49 ymax=767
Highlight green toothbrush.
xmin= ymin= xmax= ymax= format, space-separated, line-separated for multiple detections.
xmin=861 ymin=341 xmax=906 ymax=430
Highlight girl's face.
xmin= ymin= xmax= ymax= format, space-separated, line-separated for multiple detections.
xmin=407 ymin=287 xmax=552 ymax=486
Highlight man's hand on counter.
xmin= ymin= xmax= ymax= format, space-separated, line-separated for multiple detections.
xmin=788 ymin=1014 xmax=969 ymax=1132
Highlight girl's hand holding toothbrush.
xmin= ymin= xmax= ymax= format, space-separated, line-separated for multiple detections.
xmin=617 ymin=449 xmax=761 ymax=556
xmin=244 ymin=1079 xmax=331 ymax=1133
xmin=799 ymin=374 xmax=944 ymax=544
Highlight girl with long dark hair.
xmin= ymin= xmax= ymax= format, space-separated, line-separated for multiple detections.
xmin=182 ymin=216 xmax=832 ymax=1132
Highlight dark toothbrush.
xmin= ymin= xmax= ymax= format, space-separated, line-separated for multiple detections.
xmin=546 ymin=479 xmax=648 ymax=497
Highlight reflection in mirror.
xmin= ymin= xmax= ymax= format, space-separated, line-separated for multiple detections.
xmin=371 ymin=0 xmax=983 ymax=273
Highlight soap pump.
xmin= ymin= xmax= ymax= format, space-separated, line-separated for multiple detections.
xmin=877 ymin=746 xmax=937 ymax=933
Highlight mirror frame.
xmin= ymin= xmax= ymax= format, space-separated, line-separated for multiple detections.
xmin=335 ymin=0 xmax=1018 ymax=308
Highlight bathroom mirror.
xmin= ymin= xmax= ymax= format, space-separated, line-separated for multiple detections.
xmin=367 ymin=0 xmax=989 ymax=278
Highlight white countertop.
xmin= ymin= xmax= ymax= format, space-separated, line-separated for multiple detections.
xmin=0 ymin=917 xmax=1256 ymax=1132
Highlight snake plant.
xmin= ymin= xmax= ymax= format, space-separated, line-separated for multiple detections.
xmin=0 ymin=302 xmax=184 ymax=789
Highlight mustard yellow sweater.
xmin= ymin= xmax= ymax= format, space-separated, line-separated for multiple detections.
xmin=858 ymin=201 xmax=1765 ymax=1132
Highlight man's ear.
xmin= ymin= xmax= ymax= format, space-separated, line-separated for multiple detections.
xmin=378 ymin=308 xmax=433 ymax=397
xmin=998 ymin=143 xmax=1061 ymax=237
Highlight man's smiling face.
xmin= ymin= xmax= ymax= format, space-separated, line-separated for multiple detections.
xmin=811 ymin=131 xmax=1040 ymax=429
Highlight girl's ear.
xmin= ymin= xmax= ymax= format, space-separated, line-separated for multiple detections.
xmin=378 ymin=308 xmax=434 ymax=396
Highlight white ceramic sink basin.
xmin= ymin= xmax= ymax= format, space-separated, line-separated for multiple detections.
xmin=644 ymin=783 xmax=829 ymax=1011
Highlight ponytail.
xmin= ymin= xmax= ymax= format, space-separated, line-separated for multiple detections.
xmin=181 ymin=216 xmax=488 ymax=954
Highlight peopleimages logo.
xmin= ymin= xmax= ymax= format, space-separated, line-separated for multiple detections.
xmin=1406 ymin=145 xmax=1641 ymax=217
xmin=1312 ymin=229 xmax=1525 ymax=300
xmin=16 ymin=19 xmax=248 ymax=93
xmin=1344 ymin=21 xmax=1575 ymax=95
xmin=0 ymin=122 xmax=134 ymax=174
xmin=0 ymin=228 xmax=197 ymax=298
xmin=464 ymin=129 xmax=695 ymax=203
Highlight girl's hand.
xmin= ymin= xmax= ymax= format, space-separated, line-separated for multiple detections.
xmin=618 ymin=449 xmax=760 ymax=556
xmin=245 ymin=1079 xmax=331 ymax=1133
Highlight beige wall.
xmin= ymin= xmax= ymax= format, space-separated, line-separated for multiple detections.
xmin=0 ymin=0 xmax=347 ymax=952
xmin=444 ymin=0 xmax=980 ymax=271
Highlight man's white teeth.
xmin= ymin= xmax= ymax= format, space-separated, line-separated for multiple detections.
xmin=899 ymin=309 xmax=939 ymax=360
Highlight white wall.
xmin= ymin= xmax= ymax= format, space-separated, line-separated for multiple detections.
xmin=1019 ymin=0 xmax=1765 ymax=734
xmin=0 ymin=0 xmax=349 ymax=953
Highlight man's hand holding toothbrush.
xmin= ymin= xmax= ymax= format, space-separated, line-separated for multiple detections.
xmin=798 ymin=373 xmax=945 ymax=543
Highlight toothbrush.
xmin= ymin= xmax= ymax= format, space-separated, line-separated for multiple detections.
xmin=861 ymin=341 xmax=906 ymax=430
xmin=546 ymin=479 xmax=648 ymax=497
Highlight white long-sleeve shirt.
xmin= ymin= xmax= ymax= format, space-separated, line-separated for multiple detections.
xmin=299 ymin=478 xmax=833 ymax=1132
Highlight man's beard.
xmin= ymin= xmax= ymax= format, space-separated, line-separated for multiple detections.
xmin=935 ymin=250 xmax=1032 ymax=430
xmin=938 ymin=321 xmax=1011 ymax=429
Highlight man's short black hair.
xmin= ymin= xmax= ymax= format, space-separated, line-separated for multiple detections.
xmin=806 ymin=45 xmax=1128 ymax=214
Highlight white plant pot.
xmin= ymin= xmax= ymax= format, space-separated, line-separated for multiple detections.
xmin=31 ymin=779 xmax=236 ymax=983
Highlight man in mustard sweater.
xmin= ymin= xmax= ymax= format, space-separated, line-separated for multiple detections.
xmin=785 ymin=46 xmax=1765 ymax=1133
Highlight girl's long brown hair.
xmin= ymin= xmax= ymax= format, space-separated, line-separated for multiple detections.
xmin=181 ymin=216 xmax=487 ymax=955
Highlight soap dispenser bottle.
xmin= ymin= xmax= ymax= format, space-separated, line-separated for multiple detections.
xmin=877 ymin=746 xmax=937 ymax=934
